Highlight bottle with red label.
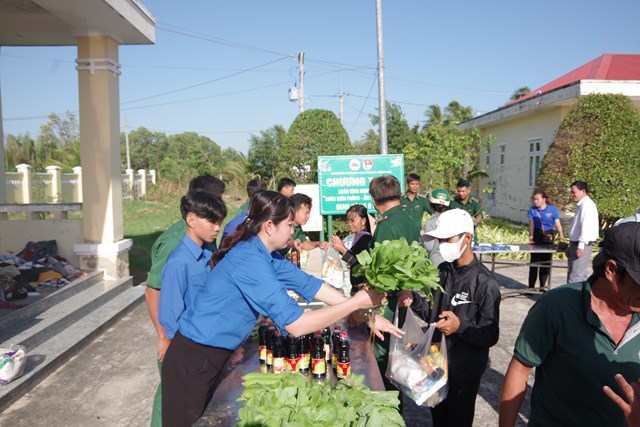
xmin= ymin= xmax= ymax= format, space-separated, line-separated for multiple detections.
xmin=320 ymin=327 xmax=330 ymax=365
xmin=265 ymin=324 xmax=275 ymax=371
xmin=258 ymin=319 xmax=268 ymax=366
xmin=285 ymin=335 xmax=299 ymax=373
xmin=311 ymin=332 xmax=327 ymax=380
xmin=331 ymin=326 xmax=342 ymax=369
xmin=298 ymin=335 xmax=310 ymax=374
xmin=272 ymin=332 xmax=286 ymax=374
xmin=290 ymin=248 xmax=300 ymax=267
xmin=336 ymin=332 xmax=351 ymax=379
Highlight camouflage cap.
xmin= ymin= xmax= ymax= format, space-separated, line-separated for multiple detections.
xmin=429 ymin=188 xmax=450 ymax=206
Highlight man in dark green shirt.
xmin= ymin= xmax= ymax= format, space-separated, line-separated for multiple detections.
xmin=449 ymin=178 xmax=483 ymax=244
xmin=368 ymin=175 xmax=421 ymax=394
xmin=400 ymin=173 xmax=432 ymax=227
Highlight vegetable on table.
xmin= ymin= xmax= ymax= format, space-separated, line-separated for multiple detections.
xmin=236 ymin=372 xmax=404 ymax=427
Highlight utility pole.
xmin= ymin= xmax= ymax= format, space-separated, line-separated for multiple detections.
xmin=298 ymin=51 xmax=305 ymax=113
xmin=375 ymin=0 xmax=388 ymax=154
xmin=338 ymin=90 xmax=344 ymax=124
xmin=124 ymin=120 xmax=131 ymax=170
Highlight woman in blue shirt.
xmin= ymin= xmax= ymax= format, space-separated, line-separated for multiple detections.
xmin=161 ymin=191 xmax=400 ymax=426
xmin=527 ymin=189 xmax=565 ymax=288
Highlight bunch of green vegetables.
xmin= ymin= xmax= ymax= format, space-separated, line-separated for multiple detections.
xmin=353 ymin=238 xmax=442 ymax=297
xmin=236 ymin=372 xmax=404 ymax=427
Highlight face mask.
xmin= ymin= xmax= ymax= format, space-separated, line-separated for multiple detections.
xmin=440 ymin=235 xmax=467 ymax=263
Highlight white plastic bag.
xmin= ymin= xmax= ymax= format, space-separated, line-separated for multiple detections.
xmin=386 ymin=307 xmax=448 ymax=407
xmin=0 ymin=344 xmax=27 ymax=385
xmin=321 ymin=246 xmax=345 ymax=289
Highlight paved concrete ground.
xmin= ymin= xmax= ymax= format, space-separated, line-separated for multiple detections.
xmin=0 ymin=260 xmax=580 ymax=426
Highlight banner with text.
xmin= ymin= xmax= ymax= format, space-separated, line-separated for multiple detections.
xmin=317 ymin=154 xmax=405 ymax=215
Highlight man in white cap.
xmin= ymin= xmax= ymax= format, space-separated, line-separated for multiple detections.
xmin=398 ymin=208 xmax=501 ymax=427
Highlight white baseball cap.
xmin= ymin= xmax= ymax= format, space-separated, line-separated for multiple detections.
xmin=425 ymin=208 xmax=474 ymax=239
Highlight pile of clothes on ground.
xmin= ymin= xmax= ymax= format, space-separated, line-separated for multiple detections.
xmin=0 ymin=240 xmax=84 ymax=308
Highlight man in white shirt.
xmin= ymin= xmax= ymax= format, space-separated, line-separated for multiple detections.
xmin=567 ymin=180 xmax=599 ymax=282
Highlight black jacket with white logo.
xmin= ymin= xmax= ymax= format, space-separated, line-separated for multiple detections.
xmin=410 ymin=256 xmax=501 ymax=387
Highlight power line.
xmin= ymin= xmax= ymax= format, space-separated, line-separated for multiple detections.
xmin=121 ymin=56 xmax=290 ymax=104
xmin=349 ymin=71 xmax=378 ymax=134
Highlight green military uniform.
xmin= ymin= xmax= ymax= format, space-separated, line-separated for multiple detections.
xmin=278 ymin=224 xmax=307 ymax=257
xmin=400 ymin=192 xmax=432 ymax=227
xmin=449 ymin=196 xmax=483 ymax=245
xmin=147 ymin=219 xmax=216 ymax=427
xmin=370 ymin=204 xmax=421 ymax=392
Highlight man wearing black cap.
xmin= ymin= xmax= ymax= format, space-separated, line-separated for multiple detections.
xmin=499 ymin=222 xmax=640 ymax=427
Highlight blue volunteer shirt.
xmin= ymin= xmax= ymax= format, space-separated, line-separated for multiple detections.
xmin=178 ymin=235 xmax=323 ymax=350
xmin=221 ymin=210 xmax=248 ymax=243
xmin=159 ymin=234 xmax=213 ymax=339
xmin=527 ymin=204 xmax=560 ymax=231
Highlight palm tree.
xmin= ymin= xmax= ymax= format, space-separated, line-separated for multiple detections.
xmin=510 ymin=86 xmax=531 ymax=101
xmin=423 ymin=104 xmax=443 ymax=129
xmin=444 ymin=101 xmax=473 ymax=125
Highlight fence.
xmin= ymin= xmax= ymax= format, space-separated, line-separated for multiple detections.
xmin=4 ymin=164 xmax=156 ymax=203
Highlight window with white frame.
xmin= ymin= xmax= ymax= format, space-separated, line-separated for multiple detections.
xmin=485 ymin=146 xmax=490 ymax=167
xmin=528 ymin=138 xmax=542 ymax=188
xmin=499 ymin=145 xmax=506 ymax=165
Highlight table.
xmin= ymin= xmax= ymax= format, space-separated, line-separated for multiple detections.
xmin=195 ymin=320 xmax=384 ymax=426
xmin=474 ymin=243 xmax=566 ymax=293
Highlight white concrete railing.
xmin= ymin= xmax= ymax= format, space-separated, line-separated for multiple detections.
xmin=4 ymin=164 xmax=156 ymax=203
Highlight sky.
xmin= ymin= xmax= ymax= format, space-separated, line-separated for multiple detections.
xmin=1 ymin=0 xmax=640 ymax=155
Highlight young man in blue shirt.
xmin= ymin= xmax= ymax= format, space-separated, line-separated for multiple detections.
xmin=153 ymin=189 xmax=226 ymax=427
xmin=159 ymin=189 xmax=226 ymax=342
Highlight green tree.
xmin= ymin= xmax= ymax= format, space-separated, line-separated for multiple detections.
xmin=247 ymin=125 xmax=287 ymax=184
xmin=444 ymin=101 xmax=473 ymax=125
xmin=220 ymin=147 xmax=252 ymax=189
xmin=158 ymin=132 xmax=223 ymax=186
xmin=120 ymin=127 xmax=168 ymax=172
xmin=4 ymin=133 xmax=37 ymax=170
xmin=368 ymin=102 xmax=417 ymax=155
xmin=352 ymin=129 xmax=380 ymax=155
xmin=537 ymin=93 xmax=640 ymax=227
xmin=38 ymin=111 xmax=79 ymax=169
xmin=510 ymin=86 xmax=531 ymax=101
xmin=424 ymin=104 xmax=444 ymax=128
xmin=281 ymin=109 xmax=351 ymax=182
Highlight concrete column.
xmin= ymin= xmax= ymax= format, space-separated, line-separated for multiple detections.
xmin=125 ymin=168 xmax=134 ymax=196
xmin=16 ymin=164 xmax=32 ymax=204
xmin=149 ymin=169 xmax=156 ymax=185
xmin=0 ymin=72 xmax=6 ymax=205
xmin=137 ymin=169 xmax=146 ymax=197
xmin=73 ymin=36 xmax=130 ymax=279
xmin=72 ymin=166 xmax=83 ymax=203
xmin=46 ymin=165 xmax=62 ymax=202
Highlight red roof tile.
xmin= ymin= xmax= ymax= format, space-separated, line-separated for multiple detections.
xmin=508 ymin=54 xmax=640 ymax=105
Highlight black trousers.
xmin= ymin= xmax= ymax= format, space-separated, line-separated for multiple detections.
xmin=430 ymin=381 xmax=480 ymax=427
xmin=528 ymin=252 xmax=552 ymax=288
xmin=161 ymin=331 xmax=232 ymax=427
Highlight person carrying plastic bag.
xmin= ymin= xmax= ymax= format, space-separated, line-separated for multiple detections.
xmin=398 ymin=209 xmax=501 ymax=427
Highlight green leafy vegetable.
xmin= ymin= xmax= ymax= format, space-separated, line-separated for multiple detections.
xmin=236 ymin=373 xmax=404 ymax=427
xmin=352 ymin=238 xmax=443 ymax=298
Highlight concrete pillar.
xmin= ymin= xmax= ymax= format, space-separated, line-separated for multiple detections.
xmin=0 ymin=71 xmax=6 ymax=205
xmin=46 ymin=165 xmax=62 ymax=202
xmin=125 ymin=168 xmax=134 ymax=197
xmin=137 ymin=169 xmax=146 ymax=197
xmin=149 ymin=169 xmax=156 ymax=185
xmin=72 ymin=166 xmax=83 ymax=203
xmin=16 ymin=164 xmax=32 ymax=204
xmin=73 ymin=36 xmax=130 ymax=280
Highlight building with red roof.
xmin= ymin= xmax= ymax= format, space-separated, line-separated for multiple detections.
xmin=460 ymin=54 xmax=640 ymax=223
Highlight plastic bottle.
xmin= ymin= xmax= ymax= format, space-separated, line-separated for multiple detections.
xmin=272 ymin=332 xmax=286 ymax=374
xmin=321 ymin=327 xmax=332 ymax=364
xmin=311 ymin=332 xmax=327 ymax=380
xmin=336 ymin=332 xmax=351 ymax=379
xmin=298 ymin=335 xmax=310 ymax=374
xmin=291 ymin=248 xmax=300 ymax=267
xmin=331 ymin=326 xmax=342 ymax=369
xmin=258 ymin=319 xmax=268 ymax=366
xmin=265 ymin=324 xmax=275 ymax=371
xmin=285 ymin=335 xmax=299 ymax=373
